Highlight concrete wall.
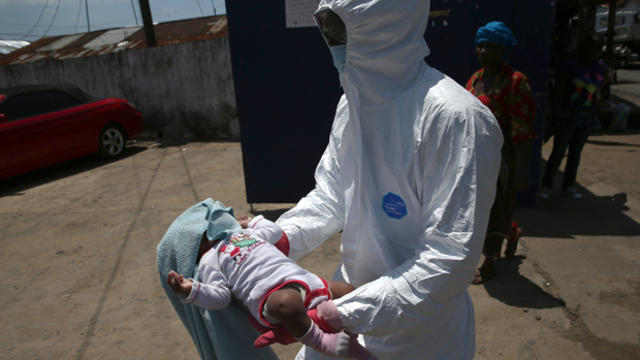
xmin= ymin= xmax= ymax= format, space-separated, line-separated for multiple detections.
xmin=0 ymin=37 xmax=238 ymax=140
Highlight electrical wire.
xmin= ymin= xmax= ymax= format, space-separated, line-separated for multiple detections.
xmin=85 ymin=0 xmax=90 ymax=32
xmin=196 ymin=0 xmax=204 ymax=16
xmin=0 ymin=22 xmax=76 ymax=29
xmin=74 ymin=0 xmax=83 ymax=32
xmin=129 ymin=0 xmax=139 ymax=26
xmin=43 ymin=0 xmax=62 ymax=37
xmin=24 ymin=0 xmax=51 ymax=38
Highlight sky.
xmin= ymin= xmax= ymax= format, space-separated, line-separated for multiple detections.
xmin=0 ymin=0 xmax=227 ymax=41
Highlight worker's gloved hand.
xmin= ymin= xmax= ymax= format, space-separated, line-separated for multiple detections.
xmin=296 ymin=322 xmax=377 ymax=360
xmin=296 ymin=322 xmax=350 ymax=357
xmin=307 ymin=300 xmax=343 ymax=333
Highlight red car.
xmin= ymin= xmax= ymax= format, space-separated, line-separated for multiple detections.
xmin=0 ymin=84 xmax=142 ymax=180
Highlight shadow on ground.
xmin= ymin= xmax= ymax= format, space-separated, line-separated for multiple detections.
xmin=519 ymin=187 xmax=639 ymax=238
xmin=518 ymin=160 xmax=640 ymax=238
xmin=481 ymin=255 xmax=566 ymax=309
xmin=0 ymin=144 xmax=147 ymax=197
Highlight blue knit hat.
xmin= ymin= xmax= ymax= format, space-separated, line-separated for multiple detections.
xmin=474 ymin=21 xmax=517 ymax=47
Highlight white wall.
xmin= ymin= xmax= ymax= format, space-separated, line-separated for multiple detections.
xmin=0 ymin=37 xmax=238 ymax=140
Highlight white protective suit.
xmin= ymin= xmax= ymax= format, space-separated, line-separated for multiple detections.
xmin=276 ymin=0 xmax=503 ymax=359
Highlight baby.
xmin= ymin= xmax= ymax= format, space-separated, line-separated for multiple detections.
xmin=167 ymin=211 xmax=372 ymax=359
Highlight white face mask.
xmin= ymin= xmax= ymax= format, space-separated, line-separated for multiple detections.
xmin=329 ymin=44 xmax=347 ymax=73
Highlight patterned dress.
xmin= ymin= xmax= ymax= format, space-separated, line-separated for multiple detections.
xmin=465 ymin=65 xmax=535 ymax=143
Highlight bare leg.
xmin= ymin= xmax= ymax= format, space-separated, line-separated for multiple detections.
xmin=265 ymin=288 xmax=311 ymax=337
xmin=264 ymin=280 xmax=354 ymax=336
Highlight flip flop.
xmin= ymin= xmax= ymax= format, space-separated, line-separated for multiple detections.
xmin=471 ymin=261 xmax=496 ymax=285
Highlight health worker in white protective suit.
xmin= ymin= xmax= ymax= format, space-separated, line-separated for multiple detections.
xmin=275 ymin=1 xmax=503 ymax=359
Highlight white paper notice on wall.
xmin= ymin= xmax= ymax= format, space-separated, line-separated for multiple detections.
xmin=285 ymin=0 xmax=321 ymax=28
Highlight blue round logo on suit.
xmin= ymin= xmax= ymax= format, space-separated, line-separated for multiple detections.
xmin=382 ymin=192 xmax=407 ymax=219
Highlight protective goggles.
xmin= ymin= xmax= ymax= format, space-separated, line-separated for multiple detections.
xmin=314 ymin=9 xmax=347 ymax=46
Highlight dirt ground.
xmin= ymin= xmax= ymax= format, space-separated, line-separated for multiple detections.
xmin=0 ymin=128 xmax=638 ymax=360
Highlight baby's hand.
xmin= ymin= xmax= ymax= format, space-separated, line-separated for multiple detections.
xmin=167 ymin=270 xmax=193 ymax=295
xmin=237 ymin=215 xmax=252 ymax=229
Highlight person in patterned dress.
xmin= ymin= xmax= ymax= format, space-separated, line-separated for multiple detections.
xmin=540 ymin=35 xmax=609 ymax=200
xmin=465 ymin=21 xmax=536 ymax=284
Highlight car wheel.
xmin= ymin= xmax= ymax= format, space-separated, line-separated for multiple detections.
xmin=99 ymin=125 xmax=126 ymax=158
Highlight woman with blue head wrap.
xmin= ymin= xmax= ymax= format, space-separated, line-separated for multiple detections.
xmin=466 ymin=21 xmax=536 ymax=284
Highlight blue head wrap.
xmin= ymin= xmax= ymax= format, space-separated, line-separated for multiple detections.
xmin=474 ymin=21 xmax=517 ymax=47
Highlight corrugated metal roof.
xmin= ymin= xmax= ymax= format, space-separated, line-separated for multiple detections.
xmin=0 ymin=40 xmax=30 ymax=55
xmin=0 ymin=15 xmax=227 ymax=66
xmin=85 ymin=27 xmax=142 ymax=48
xmin=38 ymin=34 xmax=85 ymax=51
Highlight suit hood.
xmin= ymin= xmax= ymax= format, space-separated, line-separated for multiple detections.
xmin=318 ymin=0 xmax=431 ymax=104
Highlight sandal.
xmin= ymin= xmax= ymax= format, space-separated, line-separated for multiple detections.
xmin=471 ymin=259 xmax=497 ymax=285
xmin=505 ymin=221 xmax=521 ymax=258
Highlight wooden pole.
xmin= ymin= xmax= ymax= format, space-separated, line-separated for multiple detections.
xmin=138 ymin=0 xmax=157 ymax=47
